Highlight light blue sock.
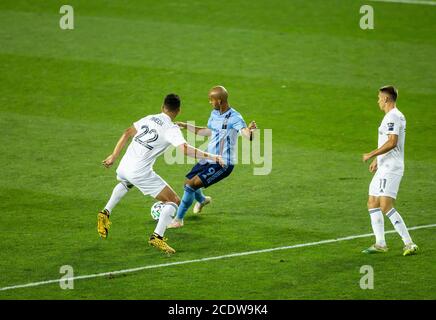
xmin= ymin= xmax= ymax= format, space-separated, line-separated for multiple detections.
xmin=194 ymin=188 xmax=206 ymax=204
xmin=176 ymin=185 xmax=195 ymax=220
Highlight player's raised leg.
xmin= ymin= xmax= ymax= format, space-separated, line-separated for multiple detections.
xmin=97 ymin=181 xmax=133 ymax=239
xmin=148 ymin=185 xmax=180 ymax=254
xmin=380 ymin=196 xmax=418 ymax=256
xmin=362 ymin=195 xmax=389 ymax=254
xmin=168 ymin=175 xmax=204 ymax=228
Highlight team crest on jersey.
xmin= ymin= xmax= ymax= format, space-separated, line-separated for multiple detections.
xmin=387 ymin=122 xmax=394 ymax=131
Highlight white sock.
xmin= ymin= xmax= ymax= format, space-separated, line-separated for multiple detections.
xmin=369 ymin=208 xmax=386 ymax=247
xmin=154 ymin=202 xmax=178 ymax=237
xmin=386 ymin=208 xmax=413 ymax=245
xmin=104 ymin=183 xmax=130 ymax=214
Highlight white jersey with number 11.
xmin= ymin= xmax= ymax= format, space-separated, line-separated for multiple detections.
xmin=377 ymin=107 xmax=406 ymax=176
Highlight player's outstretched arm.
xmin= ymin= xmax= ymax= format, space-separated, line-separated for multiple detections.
xmin=362 ymin=134 xmax=398 ymax=162
xmin=176 ymin=122 xmax=212 ymax=137
xmin=240 ymin=120 xmax=257 ymax=140
xmin=102 ymin=126 xmax=137 ymax=168
xmin=179 ymin=143 xmax=224 ymax=166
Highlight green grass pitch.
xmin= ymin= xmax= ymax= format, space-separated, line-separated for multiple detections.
xmin=0 ymin=0 xmax=435 ymax=299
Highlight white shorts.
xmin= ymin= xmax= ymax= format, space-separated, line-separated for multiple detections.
xmin=116 ymin=167 xmax=167 ymax=198
xmin=369 ymin=171 xmax=402 ymax=199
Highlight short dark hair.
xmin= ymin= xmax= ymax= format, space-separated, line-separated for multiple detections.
xmin=379 ymin=85 xmax=398 ymax=102
xmin=163 ymin=93 xmax=181 ymax=111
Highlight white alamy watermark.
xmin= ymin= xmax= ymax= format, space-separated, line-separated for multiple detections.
xmin=164 ymin=123 xmax=272 ymax=176
xmin=59 ymin=265 xmax=74 ymax=289
xmin=359 ymin=265 xmax=374 ymax=290
xmin=59 ymin=5 xmax=74 ymax=30
xmin=360 ymin=5 xmax=374 ymax=30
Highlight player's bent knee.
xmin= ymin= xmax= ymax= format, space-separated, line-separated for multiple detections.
xmin=185 ymin=180 xmax=200 ymax=191
xmin=367 ymin=198 xmax=379 ymax=209
xmin=164 ymin=201 xmax=179 ymax=215
xmin=379 ymin=197 xmax=394 ymax=214
xmin=171 ymin=195 xmax=181 ymax=206
xmin=380 ymin=205 xmax=393 ymax=215
xmin=185 ymin=178 xmax=196 ymax=188
xmin=165 ymin=192 xmax=180 ymax=206
xmin=367 ymin=202 xmax=377 ymax=210
xmin=186 ymin=176 xmax=204 ymax=189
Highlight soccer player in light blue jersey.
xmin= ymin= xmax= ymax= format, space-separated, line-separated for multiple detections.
xmin=168 ymin=86 xmax=257 ymax=228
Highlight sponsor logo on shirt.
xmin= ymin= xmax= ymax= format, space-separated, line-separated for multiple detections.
xmin=387 ymin=122 xmax=394 ymax=131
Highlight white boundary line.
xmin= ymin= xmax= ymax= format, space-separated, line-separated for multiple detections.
xmin=370 ymin=0 xmax=436 ymax=5
xmin=1 ymin=223 xmax=435 ymax=292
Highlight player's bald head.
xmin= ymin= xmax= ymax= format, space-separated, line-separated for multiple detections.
xmin=209 ymin=85 xmax=228 ymax=103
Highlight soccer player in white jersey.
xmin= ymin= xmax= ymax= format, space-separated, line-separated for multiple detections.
xmin=97 ymin=94 xmax=223 ymax=254
xmin=362 ymin=86 xmax=418 ymax=256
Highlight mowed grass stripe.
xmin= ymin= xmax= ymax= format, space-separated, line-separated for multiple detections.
xmin=1 ymin=223 xmax=434 ymax=292
xmin=0 ymin=10 xmax=435 ymax=93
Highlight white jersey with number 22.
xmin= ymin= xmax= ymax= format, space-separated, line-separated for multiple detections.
xmin=117 ymin=113 xmax=186 ymax=175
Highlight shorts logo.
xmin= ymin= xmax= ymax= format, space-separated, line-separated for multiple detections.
xmin=379 ymin=178 xmax=387 ymax=193
xmin=202 ymin=167 xmax=216 ymax=179
xmin=387 ymin=123 xmax=394 ymax=131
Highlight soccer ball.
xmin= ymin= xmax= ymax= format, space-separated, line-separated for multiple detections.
xmin=150 ymin=201 xmax=164 ymax=221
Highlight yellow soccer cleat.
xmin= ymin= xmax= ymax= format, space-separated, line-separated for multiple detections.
xmin=403 ymin=243 xmax=419 ymax=256
xmin=148 ymin=233 xmax=176 ymax=254
xmin=97 ymin=209 xmax=111 ymax=239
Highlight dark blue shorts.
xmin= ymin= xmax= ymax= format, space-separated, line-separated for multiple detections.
xmin=186 ymin=162 xmax=234 ymax=188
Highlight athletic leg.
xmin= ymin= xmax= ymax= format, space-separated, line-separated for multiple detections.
xmin=362 ymin=174 xmax=388 ymax=253
xmin=104 ymin=182 xmax=132 ymax=215
xmin=380 ymin=197 xmax=415 ymax=249
xmin=98 ymin=180 xmax=133 ymax=239
xmin=172 ymin=176 xmax=204 ymax=223
xmin=148 ymin=185 xmax=180 ymax=254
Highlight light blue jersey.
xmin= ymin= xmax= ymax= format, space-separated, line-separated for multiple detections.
xmin=206 ymin=107 xmax=247 ymax=165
